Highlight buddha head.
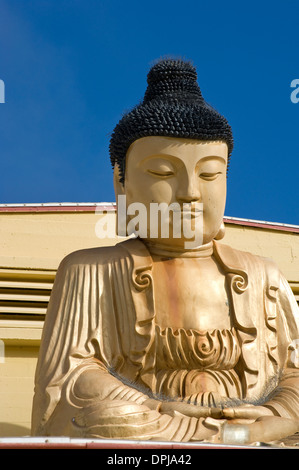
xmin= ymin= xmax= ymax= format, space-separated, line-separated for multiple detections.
xmin=110 ymin=59 xmax=233 ymax=249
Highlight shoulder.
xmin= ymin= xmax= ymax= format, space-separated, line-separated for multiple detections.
xmin=57 ymin=241 xmax=132 ymax=270
xmin=57 ymin=238 xmax=150 ymax=271
xmin=214 ymin=241 xmax=281 ymax=278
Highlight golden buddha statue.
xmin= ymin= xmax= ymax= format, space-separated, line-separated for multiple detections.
xmin=31 ymin=59 xmax=299 ymax=445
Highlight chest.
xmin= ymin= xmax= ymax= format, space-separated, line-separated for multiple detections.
xmin=152 ymin=256 xmax=231 ymax=331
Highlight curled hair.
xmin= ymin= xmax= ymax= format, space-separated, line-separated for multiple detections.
xmin=109 ymin=58 xmax=233 ymax=183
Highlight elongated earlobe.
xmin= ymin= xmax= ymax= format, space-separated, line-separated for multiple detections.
xmin=214 ymin=221 xmax=225 ymax=240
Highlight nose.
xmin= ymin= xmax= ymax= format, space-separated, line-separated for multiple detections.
xmin=176 ymin=172 xmax=201 ymax=203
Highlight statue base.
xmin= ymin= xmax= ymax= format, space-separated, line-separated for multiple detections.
xmin=0 ymin=436 xmax=297 ymax=449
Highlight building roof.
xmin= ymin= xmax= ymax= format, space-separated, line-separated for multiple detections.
xmin=1 ymin=203 xmax=298 ymax=233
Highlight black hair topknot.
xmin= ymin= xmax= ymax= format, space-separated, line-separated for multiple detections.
xmin=109 ymin=58 xmax=233 ymax=183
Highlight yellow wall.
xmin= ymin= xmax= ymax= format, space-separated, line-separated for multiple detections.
xmin=0 ymin=204 xmax=298 ymax=436
xmin=0 ymin=344 xmax=39 ymax=437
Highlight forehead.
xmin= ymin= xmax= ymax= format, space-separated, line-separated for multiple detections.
xmin=126 ymin=136 xmax=228 ymax=164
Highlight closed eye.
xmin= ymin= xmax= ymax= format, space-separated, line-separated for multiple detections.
xmin=199 ymin=172 xmax=222 ymax=181
xmin=147 ymin=169 xmax=174 ymax=178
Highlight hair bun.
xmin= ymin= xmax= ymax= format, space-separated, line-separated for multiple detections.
xmin=143 ymin=59 xmax=203 ymax=103
xmin=147 ymin=59 xmax=197 ymax=84
xmin=110 ymin=58 xmax=233 ymax=183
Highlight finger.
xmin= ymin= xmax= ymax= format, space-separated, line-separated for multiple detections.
xmin=222 ymin=406 xmax=272 ymax=419
xmin=160 ymin=402 xmax=223 ymax=419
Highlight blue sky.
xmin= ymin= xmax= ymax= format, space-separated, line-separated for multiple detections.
xmin=0 ymin=0 xmax=298 ymax=225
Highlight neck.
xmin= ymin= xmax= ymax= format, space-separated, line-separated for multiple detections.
xmin=143 ymin=240 xmax=214 ymax=258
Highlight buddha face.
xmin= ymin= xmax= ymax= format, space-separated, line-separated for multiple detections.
xmin=114 ymin=136 xmax=228 ymax=249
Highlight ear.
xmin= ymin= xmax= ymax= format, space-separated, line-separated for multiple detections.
xmin=113 ymin=164 xmax=125 ymax=199
xmin=214 ymin=221 xmax=225 ymax=240
xmin=113 ymin=164 xmax=128 ymax=237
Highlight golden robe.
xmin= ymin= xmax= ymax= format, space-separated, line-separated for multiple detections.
xmin=31 ymin=238 xmax=299 ymax=440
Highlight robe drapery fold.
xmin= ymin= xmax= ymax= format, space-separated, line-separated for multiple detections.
xmin=31 ymin=239 xmax=299 ymax=437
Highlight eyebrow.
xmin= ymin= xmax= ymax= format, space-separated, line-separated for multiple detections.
xmin=141 ymin=153 xmax=227 ymax=164
xmin=198 ymin=156 xmax=226 ymax=164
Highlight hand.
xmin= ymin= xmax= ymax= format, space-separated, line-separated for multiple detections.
xmin=220 ymin=416 xmax=299 ymax=445
xmin=222 ymin=404 xmax=273 ymax=421
xmin=159 ymin=401 xmax=223 ymax=419
xmin=72 ymin=399 xmax=160 ymax=438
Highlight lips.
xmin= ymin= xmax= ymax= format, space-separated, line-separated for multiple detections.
xmin=172 ymin=204 xmax=203 ymax=218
